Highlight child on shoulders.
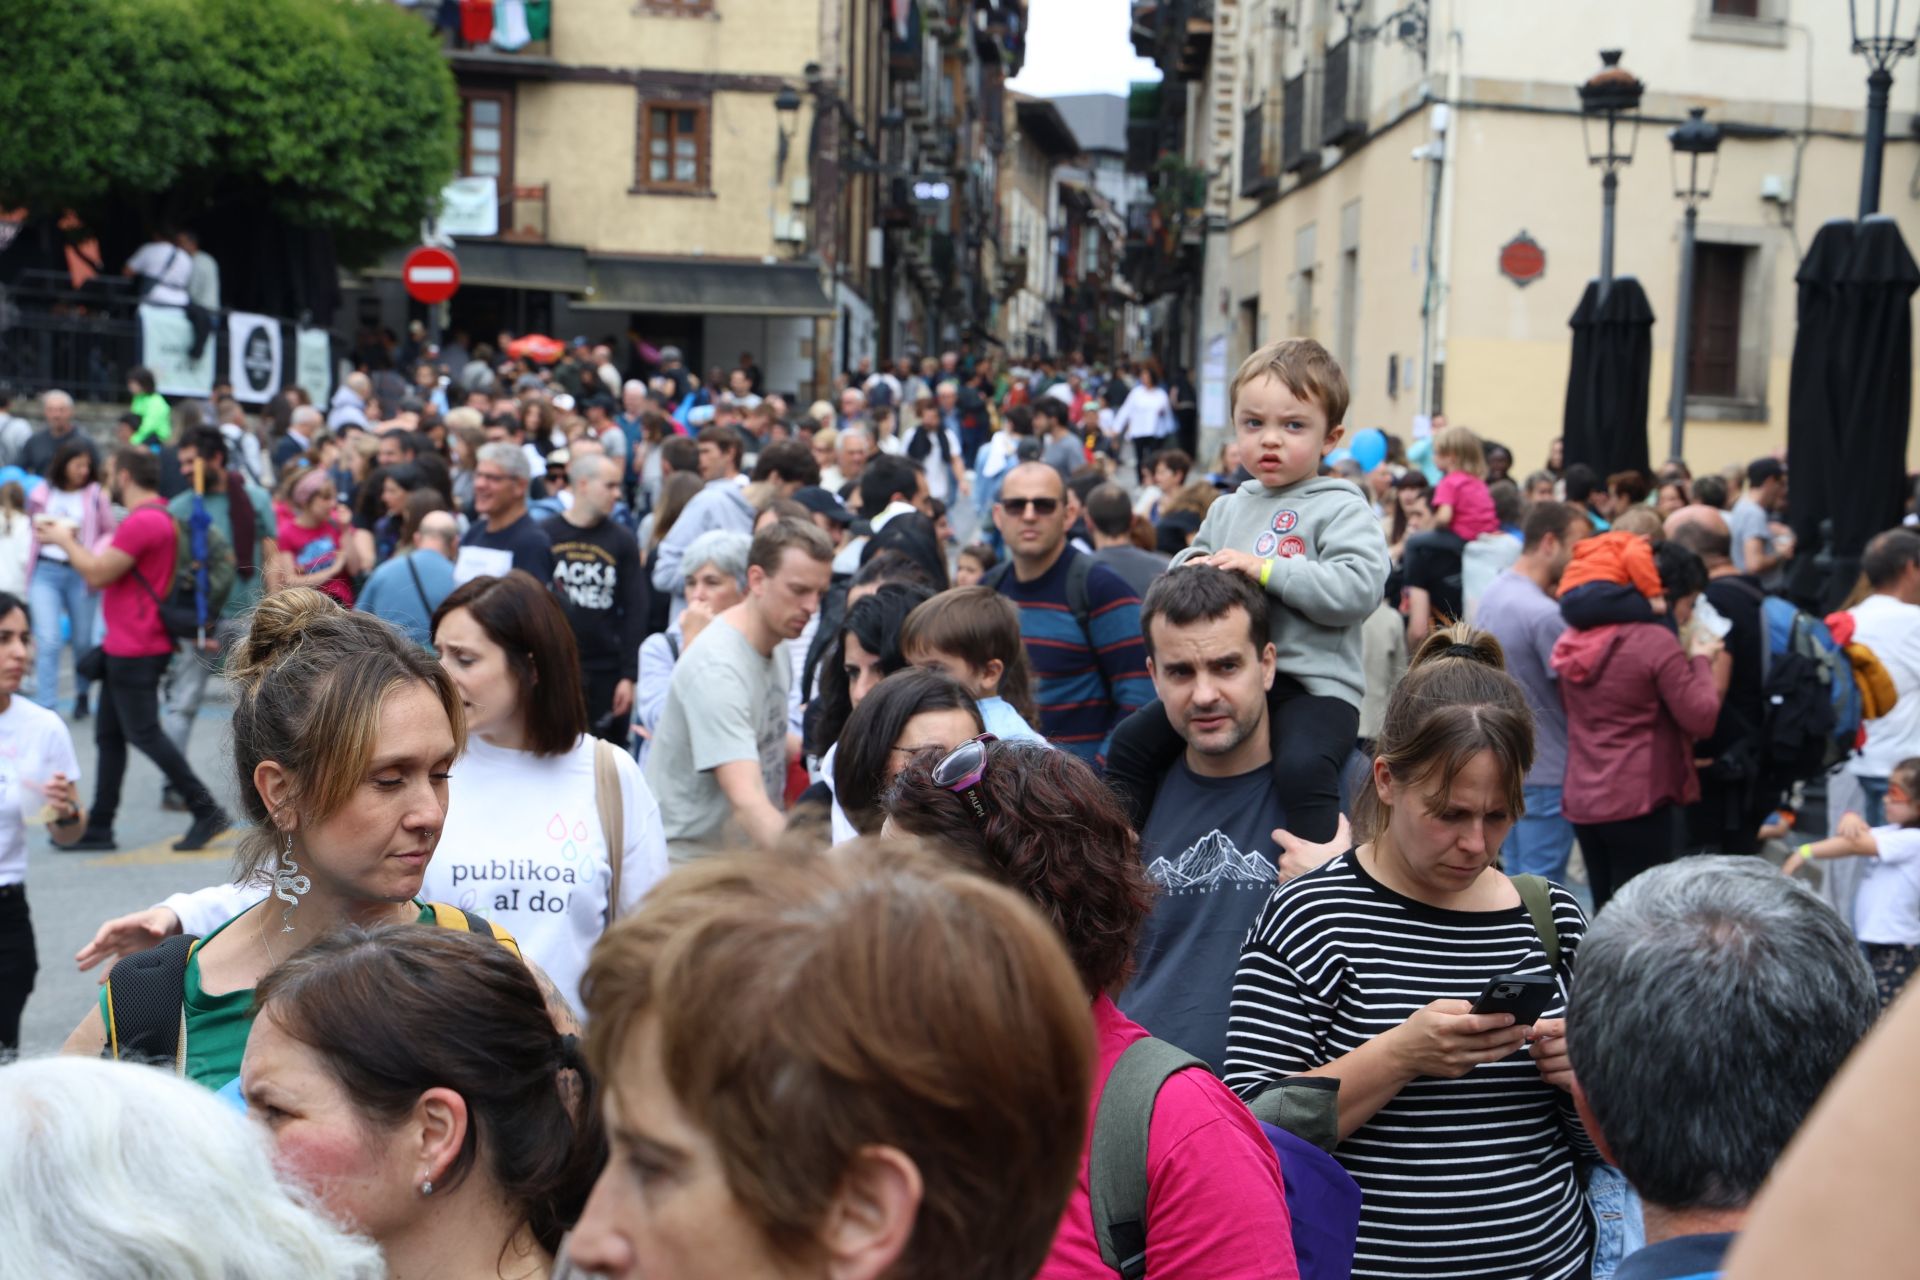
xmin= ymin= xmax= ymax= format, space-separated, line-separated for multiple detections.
xmin=1104 ymin=337 xmax=1390 ymax=842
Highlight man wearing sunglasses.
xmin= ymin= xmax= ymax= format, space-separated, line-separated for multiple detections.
xmin=988 ymin=462 xmax=1152 ymax=766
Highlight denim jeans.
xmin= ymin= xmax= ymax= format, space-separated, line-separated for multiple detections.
xmin=161 ymin=617 xmax=245 ymax=755
xmin=1502 ymin=784 xmax=1576 ymax=882
xmin=29 ymin=558 xmax=95 ymax=708
xmin=1587 ymin=1162 xmax=1646 ymax=1280
xmin=1858 ymin=775 xmax=1890 ymax=828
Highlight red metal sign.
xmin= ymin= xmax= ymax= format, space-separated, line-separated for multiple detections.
xmin=403 ymin=246 xmax=460 ymax=304
xmin=1499 ymin=231 xmax=1545 ymax=287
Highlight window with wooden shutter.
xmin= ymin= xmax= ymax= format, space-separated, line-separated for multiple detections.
xmin=636 ymin=100 xmax=710 ymax=194
xmin=1687 ymin=242 xmax=1748 ymax=399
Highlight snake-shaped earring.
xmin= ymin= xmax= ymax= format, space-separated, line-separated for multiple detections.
xmin=274 ymin=828 xmax=311 ymax=933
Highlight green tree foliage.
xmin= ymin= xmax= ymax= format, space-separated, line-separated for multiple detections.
xmin=0 ymin=0 xmax=459 ymax=263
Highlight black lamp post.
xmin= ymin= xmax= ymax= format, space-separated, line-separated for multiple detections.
xmin=1667 ymin=106 xmax=1721 ymax=462
xmin=1849 ymin=1 xmax=1920 ymax=217
xmin=1578 ymin=50 xmax=1645 ymax=300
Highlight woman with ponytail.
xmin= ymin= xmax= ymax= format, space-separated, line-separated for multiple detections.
xmin=1225 ymin=623 xmax=1600 ymax=1280
xmin=245 ymin=924 xmax=606 ymax=1280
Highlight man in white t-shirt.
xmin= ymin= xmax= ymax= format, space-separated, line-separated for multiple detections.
xmin=1849 ymin=529 xmax=1920 ymax=825
xmin=122 ymin=232 xmax=192 ymax=308
xmin=647 ymin=518 xmax=834 ymax=859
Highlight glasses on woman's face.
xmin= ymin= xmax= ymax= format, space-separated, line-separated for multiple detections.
xmin=931 ymin=733 xmax=996 ymax=822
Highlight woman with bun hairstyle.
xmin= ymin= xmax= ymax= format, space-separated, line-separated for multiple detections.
xmin=1226 ymin=624 xmax=1599 ymax=1280
xmin=64 ymin=589 xmax=514 ymax=1095
xmin=244 ymin=924 xmax=606 ymax=1280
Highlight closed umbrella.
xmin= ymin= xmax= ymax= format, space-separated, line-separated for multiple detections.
xmin=1783 ymin=220 xmax=1854 ymax=608
xmin=188 ymin=458 xmax=213 ymax=652
xmin=1832 ymin=216 xmax=1919 ymax=564
xmin=1562 ymin=276 xmax=1655 ymax=479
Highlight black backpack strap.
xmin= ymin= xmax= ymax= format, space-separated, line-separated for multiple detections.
xmin=103 ymin=934 xmax=199 ymax=1071
xmin=1066 ymin=552 xmax=1095 ymax=639
xmin=980 ymin=560 xmax=1012 ymax=592
xmin=1512 ymin=874 xmax=1561 ymax=974
xmin=1089 ymin=1036 xmax=1207 ymax=1279
xmin=666 ymin=631 xmax=680 ymax=661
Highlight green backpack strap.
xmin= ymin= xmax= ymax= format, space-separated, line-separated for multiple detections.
xmin=1246 ymin=1074 xmax=1342 ymax=1153
xmin=1089 ymin=1036 xmax=1206 ymax=1280
xmin=103 ymin=933 xmax=199 ymax=1072
xmin=1512 ymin=874 xmax=1560 ymax=973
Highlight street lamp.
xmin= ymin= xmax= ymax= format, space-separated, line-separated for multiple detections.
xmin=1578 ymin=49 xmax=1644 ymax=299
xmin=1667 ymin=106 xmax=1721 ymax=462
xmin=1849 ymin=0 xmax=1920 ymax=216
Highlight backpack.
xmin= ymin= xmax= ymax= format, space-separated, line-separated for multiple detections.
xmin=102 ymin=904 xmax=519 ymax=1073
xmin=160 ymin=514 xmax=237 ymax=642
xmin=981 ymin=554 xmax=1093 ymax=640
xmin=1090 ymin=1043 xmax=1361 ymax=1280
xmin=1725 ymin=581 xmax=1863 ymax=785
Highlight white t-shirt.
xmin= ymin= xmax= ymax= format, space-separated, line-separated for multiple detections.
xmin=126 ymin=241 xmax=192 ymax=307
xmin=36 ymin=486 xmax=88 ymax=563
xmin=1853 ymin=825 xmax=1920 ymax=946
xmin=1848 ymin=593 xmax=1920 ymax=779
xmin=426 ymin=734 xmax=667 ymax=1010
xmin=0 ymin=515 xmax=32 ymax=596
xmin=0 ymin=698 xmax=81 ymax=885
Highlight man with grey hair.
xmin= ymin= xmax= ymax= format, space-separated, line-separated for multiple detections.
xmin=543 ymin=454 xmax=643 ymax=743
xmin=273 ymin=403 xmax=323 ymax=469
xmin=455 ymin=441 xmax=552 ymax=585
xmin=1568 ymin=856 xmax=1877 ymax=1280
xmin=355 ymin=505 xmax=458 ymax=648
xmin=19 ymin=390 xmax=99 ymax=479
xmin=824 ymin=425 xmax=872 ymax=498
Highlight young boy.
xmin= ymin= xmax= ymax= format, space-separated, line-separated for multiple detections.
xmin=1105 ymin=337 xmax=1390 ymax=842
xmin=1555 ymin=527 xmax=1668 ymax=631
xmin=899 ymin=586 xmax=1046 ymax=744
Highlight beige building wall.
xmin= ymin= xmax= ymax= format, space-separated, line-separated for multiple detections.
xmin=549 ymin=0 xmax=817 ymax=77
xmin=1206 ymin=0 xmax=1920 ymax=475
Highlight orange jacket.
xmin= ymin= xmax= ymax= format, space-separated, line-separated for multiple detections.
xmin=1557 ymin=530 xmax=1664 ymax=599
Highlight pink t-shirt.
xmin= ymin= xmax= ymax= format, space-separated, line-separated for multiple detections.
xmin=102 ymin=502 xmax=176 ymax=657
xmin=1434 ymin=471 xmax=1499 ymax=539
xmin=276 ymin=513 xmax=355 ymax=606
xmin=1037 ymin=996 xmax=1299 ymax=1280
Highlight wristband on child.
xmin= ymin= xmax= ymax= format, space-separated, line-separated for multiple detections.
xmin=1259 ymin=557 xmax=1276 ymax=588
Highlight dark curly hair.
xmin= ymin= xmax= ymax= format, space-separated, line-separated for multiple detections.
xmin=883 ymin=740 xmax=1154 ymax=996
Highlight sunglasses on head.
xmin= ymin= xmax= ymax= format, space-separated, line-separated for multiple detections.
xmin=999 ymin=496 xmax=1060 ymax=516
xmin=931 ymin=733 xmax=997 ymax=822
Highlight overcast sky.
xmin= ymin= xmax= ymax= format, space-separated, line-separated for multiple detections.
xmin=1008 ymin=0 xmax=1162 ymax=98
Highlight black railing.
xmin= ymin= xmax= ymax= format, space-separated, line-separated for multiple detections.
xmin=1321 ymin=38 xmax=1361 ymax=146
xmin=0 ymin=272 xmax=327 ymax=406
xmin=1241 ymin=104 xmax=1277 ymax=197
xmin=1281 ymin=71 xmax=1312 ymax=172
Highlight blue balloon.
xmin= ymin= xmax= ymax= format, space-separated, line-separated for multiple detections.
xmin=1349 ymin=428 xmax=1387 ymax=472
xmin=0 ymin=466 xmax=26 ymax=490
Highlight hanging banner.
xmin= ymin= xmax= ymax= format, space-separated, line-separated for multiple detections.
xmin=438 ymin=176 xmax=499 ymax=238
xmin=227 ymin=312 xmax=283 ymax=403
xmin=295 ymin=328 xmax=334 ymax=403
xmin=139 ymin=304 xmax=216 ymax=398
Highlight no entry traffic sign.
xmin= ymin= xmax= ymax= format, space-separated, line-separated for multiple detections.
xmin=403 ymin=246 xmax=461 ymax=304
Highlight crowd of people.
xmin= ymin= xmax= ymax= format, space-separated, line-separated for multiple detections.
xmin=0 ymin=322 xmax=1916 ymax=1280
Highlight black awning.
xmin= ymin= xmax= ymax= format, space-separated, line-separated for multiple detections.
xmin=579 ymin=257 xmax=833 ymax=316
xmin=363 ymin=241 xmax=590 ymax=293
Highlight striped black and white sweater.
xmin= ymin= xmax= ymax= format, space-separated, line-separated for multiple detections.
xmin=1226 ymin=850 xmax=1597 ymax=1280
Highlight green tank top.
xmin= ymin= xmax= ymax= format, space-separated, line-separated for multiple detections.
xmin=99 ymin=903 xmax=440 ymax=1094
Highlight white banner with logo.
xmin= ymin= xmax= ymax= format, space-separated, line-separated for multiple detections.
xmin=439 ymin=176 xmax=499 ymax=238
xmin=139 ymin=304 xmax=216 ymax=398
xmin=295 ymin=327 xmax=334 ymax=403
xmin=227 ymin=312 xmax=283 ymax=403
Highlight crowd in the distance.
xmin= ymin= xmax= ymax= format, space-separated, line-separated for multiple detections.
xmin=0 ymin=322 xmax=1917 ymax=1280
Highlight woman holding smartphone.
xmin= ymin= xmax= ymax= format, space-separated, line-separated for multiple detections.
xmin=1226 ymin=623 xmax=1600 ymax=1280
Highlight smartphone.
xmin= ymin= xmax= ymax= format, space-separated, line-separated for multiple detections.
xmin=1470 ymin=973 xmax=1560 ymax=1026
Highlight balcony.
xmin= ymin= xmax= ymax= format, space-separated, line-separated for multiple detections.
xmin=1176 ymin=0 xmax=1213 ymax=80
xmin=1130 ymin=0 xmax=1160 ymax=57
xmin=1240 ymin=104 xmax=1277 ymax=198
xmin=404 ymin=0 xmax=559 ymax=76
xmin=1320 ymin=37 xmax=1363 ymax=147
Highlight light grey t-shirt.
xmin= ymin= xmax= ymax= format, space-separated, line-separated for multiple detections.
xmin=1728 ymin=498 xmax=1770 ymax=573
xmin=645 ymin=619 xmax=790 ymax=856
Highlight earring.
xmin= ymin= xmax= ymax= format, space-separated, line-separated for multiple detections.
xmin=420 ymin=1179 xmax=434 ymax=1197
xmin=273 ymin=829 xmax=311 ymax=934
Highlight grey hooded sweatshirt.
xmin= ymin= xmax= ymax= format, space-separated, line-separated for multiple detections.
xmin=1170 ymin=474 xmax=1390 ymax=709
